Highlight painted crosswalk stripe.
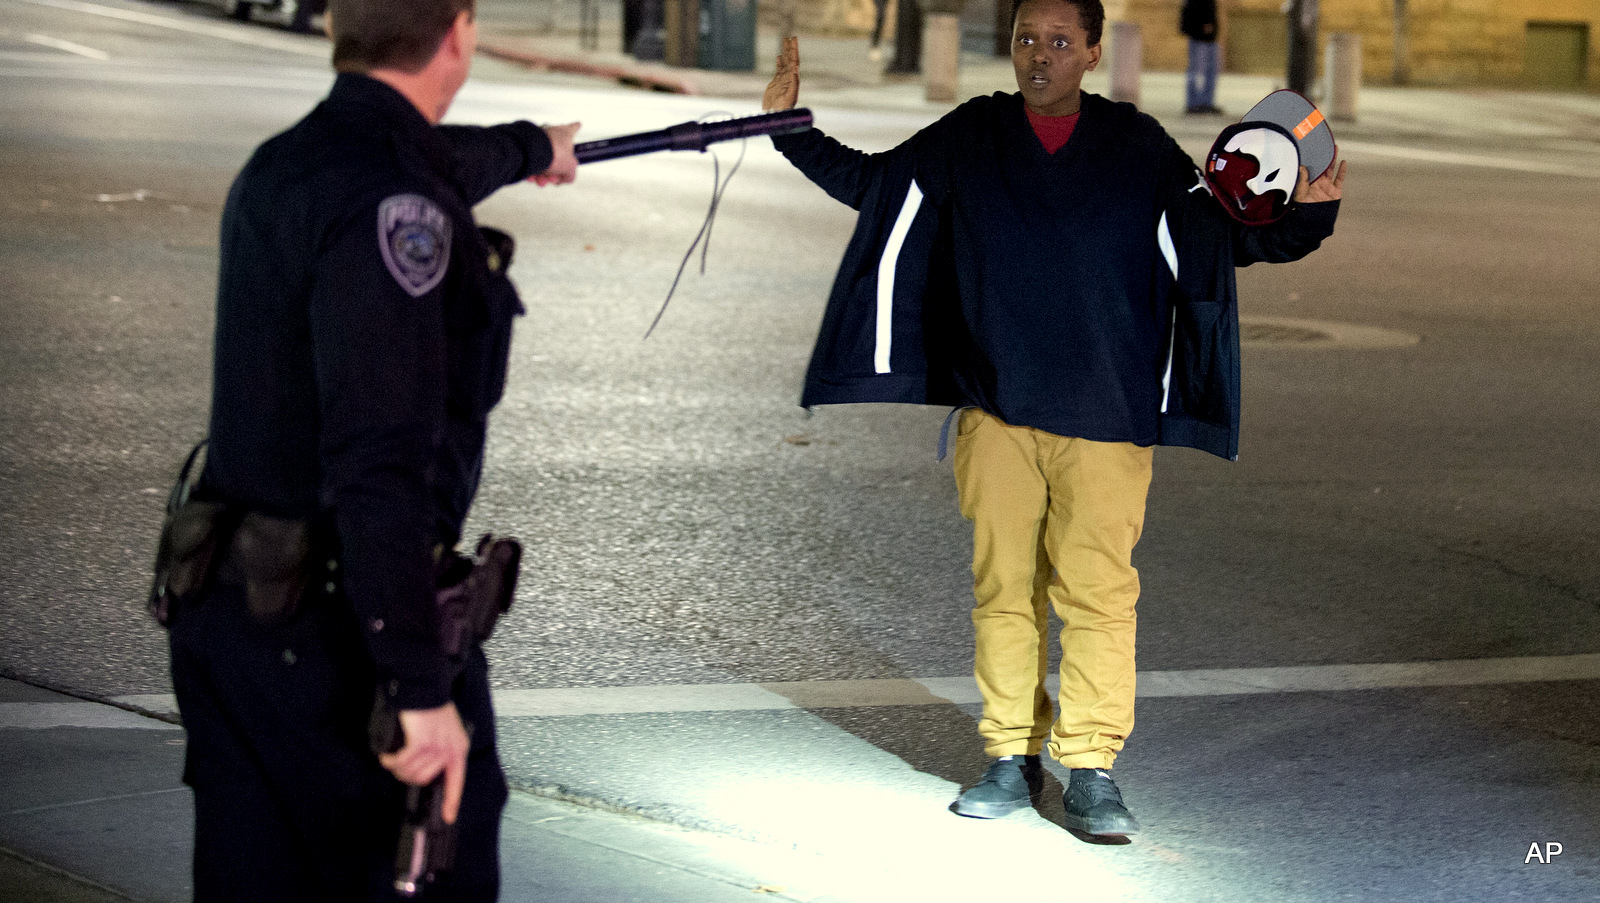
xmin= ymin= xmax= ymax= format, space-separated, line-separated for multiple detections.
xmin=0 ymin=65 xmax=331 ymax=90
xmin=94 ymin=652 xmax=1600 ymax=721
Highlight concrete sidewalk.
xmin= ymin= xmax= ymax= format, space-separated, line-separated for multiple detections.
xmin=0 ymin=677 xmax=855 ymax=903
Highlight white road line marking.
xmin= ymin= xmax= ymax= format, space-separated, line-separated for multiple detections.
xmin=0 ymin=787 xmax=187 ymax=818
xmin=1340 ymin=139 xmax=1600 ymax=180
xmin=495 ymin=653 xmax=1600 ymax=715
xmin=1137 ymin=653 xmax=1600 ymax=695
xmin=0 ymin=702 xmax=181 ymax=730
xmin=110 ymin=652 xmax=1600 ymax=720
xmin=0 ymin=65 xmax=330 ymax=90
xmin=10 ymin=0 xmax=327 ymax=58
xmin=0 ymin=51 xmax=84 ymax=62
xmin=496 ymin=683 xmax=796 ymax=717
xmin=24 ymin=32 xmax=110 ymax=59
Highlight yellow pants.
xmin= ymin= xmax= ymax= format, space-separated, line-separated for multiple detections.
xmin=953 ymin=409 xmax=1154 ymax=770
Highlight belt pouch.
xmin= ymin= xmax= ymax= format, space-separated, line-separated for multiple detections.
xmin=231 ymin=512 xmax=311 ymax=625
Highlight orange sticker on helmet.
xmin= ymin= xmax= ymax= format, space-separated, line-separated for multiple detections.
xmin=1293 ymin=109 xmax=1325 ymax=140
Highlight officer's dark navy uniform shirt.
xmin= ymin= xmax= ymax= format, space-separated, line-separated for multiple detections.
xmin=202 ymin=73 xmax=553 ymax=710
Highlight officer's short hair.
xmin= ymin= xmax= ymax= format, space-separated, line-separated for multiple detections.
xmin=330 ymin=0 xmax=476 ymax=74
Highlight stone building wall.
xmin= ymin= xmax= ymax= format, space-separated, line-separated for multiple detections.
xmin=1110 ymin=0 xmax=1600 ymax=89
xmin=780 ymin=0 xmax=1600 ymax=89
xmin=758 ymin=0 xmax=880 ymax=35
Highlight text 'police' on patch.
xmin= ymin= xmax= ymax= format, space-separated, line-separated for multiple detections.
xmin=377 ymin=193 xmax=452 ymax=298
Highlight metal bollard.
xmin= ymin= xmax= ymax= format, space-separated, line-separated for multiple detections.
xmin=580 ymin=0 xmax=599 ymax=51
xmin=1286 ymin=0 xmax=1319 ymax=95
xmin=923 ymin=12 xmax=961 ymax=103
xmin=663 ymin=0 xmax=699 ymax=67
xmin=1325 ymin=32 xmax=1361 ymax=121
xmin=1108 ymin=21 xmax=1141 ymax=108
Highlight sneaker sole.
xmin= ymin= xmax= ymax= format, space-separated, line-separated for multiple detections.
xmin=1061 ymin=812 xmax=1141 ymax=836
xmin=953 ymin=796 xmax=1033 ymax=819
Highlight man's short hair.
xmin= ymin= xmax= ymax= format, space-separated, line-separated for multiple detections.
xmin=1009 ymin=0 xmax=1105 ymax=47
xmin=330 ymin=0 xmax=475 ymax=74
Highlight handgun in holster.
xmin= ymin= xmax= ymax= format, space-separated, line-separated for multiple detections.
xmin=369 ymin=533 xmax=522 ymax=898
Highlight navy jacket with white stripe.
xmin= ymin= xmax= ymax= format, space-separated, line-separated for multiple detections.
xmin=774 ymin=91 xmax=1338 ymax=461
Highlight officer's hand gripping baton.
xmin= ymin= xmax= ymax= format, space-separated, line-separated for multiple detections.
xmin=573 ymin=108 xmax=813 ymax=164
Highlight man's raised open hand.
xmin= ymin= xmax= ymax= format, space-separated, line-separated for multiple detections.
xmin=763 ymin=36 xmax=800 ymax=112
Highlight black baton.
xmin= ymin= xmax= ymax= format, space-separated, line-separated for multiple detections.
xmin=574 ymin=108 xmax=814 ymax=164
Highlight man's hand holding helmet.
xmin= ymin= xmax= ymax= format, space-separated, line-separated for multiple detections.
xmin=1295 ymin=158 xmax=1348 ymax=204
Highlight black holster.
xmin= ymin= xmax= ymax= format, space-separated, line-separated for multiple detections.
xmin=367 ymin=533 xmax=522 ymax=750
xmin=433 ymin=534 xmax=522 ymax=658
xmin=149 ymin=500 xmax=228 ymax=626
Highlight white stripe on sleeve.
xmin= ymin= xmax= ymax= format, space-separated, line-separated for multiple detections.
xmin=874 ymin=180 xmax=925 ymax=374
xmin=1158 ymin=211 xmax=1177 ymax=412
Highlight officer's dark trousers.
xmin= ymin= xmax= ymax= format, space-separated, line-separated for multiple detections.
xmin=169 ymin=581 xmax=507 ymax=902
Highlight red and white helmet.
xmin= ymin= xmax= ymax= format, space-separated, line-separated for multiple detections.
xmin=1204 ymin=121 xmax=1301 ymax=225
xmin=1203 ymin=90 xmax=1338 ymax=226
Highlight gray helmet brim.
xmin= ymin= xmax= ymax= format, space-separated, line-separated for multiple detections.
xmin=1240 ymin=90 xmax=1337 ymax=182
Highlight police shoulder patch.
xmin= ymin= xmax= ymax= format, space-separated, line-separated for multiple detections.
xmin=377 ymin=193 xmax=452 ymax=298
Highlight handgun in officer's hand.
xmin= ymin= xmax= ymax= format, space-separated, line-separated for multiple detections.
xmin=370 ymin=699 xmax=471 ymax=897
xmin=367 ymin=534 xmax=521 ymax=895
xmin=394 ymin=770 xmax=457 ymax=897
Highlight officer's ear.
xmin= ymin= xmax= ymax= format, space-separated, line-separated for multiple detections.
xmin=444 ymin=10 xmax=477 ymax=65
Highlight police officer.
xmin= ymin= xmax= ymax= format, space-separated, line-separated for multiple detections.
xmin=167 ymin=1 xmax=578 ymax=899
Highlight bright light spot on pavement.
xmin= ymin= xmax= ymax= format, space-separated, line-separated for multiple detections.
xmin=696 ymin=756 xmax=1141 ymax=901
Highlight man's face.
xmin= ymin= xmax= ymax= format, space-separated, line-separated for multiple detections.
xmin=1012 ymin=0 xmax=1101 ymax=116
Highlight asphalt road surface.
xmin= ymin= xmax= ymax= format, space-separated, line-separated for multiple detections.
xmin=2 ymin=1 xmax=1599 ymax=901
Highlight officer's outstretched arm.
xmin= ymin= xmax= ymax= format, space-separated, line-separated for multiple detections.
xmin=439 ymin=121 xmax=576 ymax=202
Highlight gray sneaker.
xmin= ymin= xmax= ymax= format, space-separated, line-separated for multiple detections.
xmin=954 ymin=755 xmax=1042 ymax=818
xmin=1062 ymin=768 xmax=1141 ymax=836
